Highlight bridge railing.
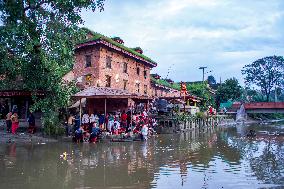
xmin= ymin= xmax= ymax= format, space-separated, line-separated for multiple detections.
xmin=244 ymin=102 xmax=284 ymax=109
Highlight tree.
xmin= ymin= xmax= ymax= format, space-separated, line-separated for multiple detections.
xmin=216 ymin=78 xmax=242 ymax=106
xmin=242 ymin=56 xmax=284 ymax=102
xmin=207 ymin=75 xmax=216 ymax=85
xmin=0 ymin=0 xmax=104 ymax=134
xmin=187 ymin=82 xmax=215 ymax=110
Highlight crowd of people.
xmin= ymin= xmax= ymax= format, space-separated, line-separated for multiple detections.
xmin=67 ymin=109 xmax=157 ymax=143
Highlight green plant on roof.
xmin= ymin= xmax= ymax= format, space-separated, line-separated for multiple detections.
xmin=151 ymin=76 xmax=181 ymax=90
xmin=79 ymin=28 xmax=157 ymax=65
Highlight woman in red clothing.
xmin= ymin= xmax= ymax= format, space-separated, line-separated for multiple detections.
xmin=11 ymin=112 xmax=19 ymax=134
xmin=121 ymin=110 xmax=128 ymax=129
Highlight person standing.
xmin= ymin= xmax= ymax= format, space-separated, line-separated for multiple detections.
xmin=82 ymin=113 xmax=89 ymax=131
xmin=141 ymin=124 xmax=148 ymax=141
xmin=11 ymin=112 xmax=19 ymax=135
xmin=27 ymin=112 xmax=36 ymax=134
xmin=6 ymin=111 xmax=12 ymax=133
xmin=67 ymin=114 xmax=75 ymax=137
xmin=99 ymin=113 xmax=105 ymax=130
xmin=121 ymin=110 xmax=128 ymax=129
xmin=107 ymin=113 xmax=114 ymax=134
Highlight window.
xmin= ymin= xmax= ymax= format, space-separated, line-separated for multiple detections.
xmin=144 ymin=85 xmax=147 ymax=94
xmin=106 ymin=56 xmax=112 ymax=68
xmin=85 ymin=55 xmax=92 ymax=67
xmin=136 ymin=67 xmax=140 ymax=75
xmin=123 ymin=80 xmax=128 ymax=90
xmin=85 ymin=74 xmax=92 ymax=85
xmin=105 ymin=75 xmax=111 ymax=87
xmin=144 ymin=70 xmax=147 ymax=79
xmin=135 ymin=83 xmax=140 ymax=93
xmin=123 ymin=62 xmax=128 ymax=73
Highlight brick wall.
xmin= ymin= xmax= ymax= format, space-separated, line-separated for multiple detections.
xmin=73 ymin=45 xmax=152 ymax=96
xmin=151 ymin=84 xmax=181 ymax=98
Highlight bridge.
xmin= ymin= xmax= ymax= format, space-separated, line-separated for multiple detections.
xmin=243 ymin=102 xmax=284 ymax=113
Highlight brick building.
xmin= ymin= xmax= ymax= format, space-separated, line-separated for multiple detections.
xmin=73 ymin=30 xmax=157 ymax=96
xmin=72 ymin=29 xmax=157 ymax=113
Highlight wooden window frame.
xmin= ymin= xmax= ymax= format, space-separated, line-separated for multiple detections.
xmin=105 ymin=75 xmax=111 ymax=87
xmin=85 ymin=55 xmax=92 ymax=68
xmin=123 ymin=62 xmax=128 ymax=73
xmin=106 ymin=56 xmax=112 ymax=69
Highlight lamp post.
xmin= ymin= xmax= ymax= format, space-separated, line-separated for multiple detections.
xmin=199 ymin=66 xmax=207 ymax=82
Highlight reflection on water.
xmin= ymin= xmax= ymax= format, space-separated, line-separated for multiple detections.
xmin=0 ymin=124 xmax=283 ymax=189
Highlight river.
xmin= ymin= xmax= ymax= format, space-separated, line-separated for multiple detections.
xmin=0 ymin=123 xmax=283 ymax=189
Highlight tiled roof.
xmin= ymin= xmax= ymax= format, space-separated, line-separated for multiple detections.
xmin=73 ymin=87 xmax=151 ymax=99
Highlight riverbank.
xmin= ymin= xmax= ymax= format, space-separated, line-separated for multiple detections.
xmin=0 ymin=131 xmax=57 ymax=144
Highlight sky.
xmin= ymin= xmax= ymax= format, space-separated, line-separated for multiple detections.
xmin=81 ymin=0 xmax=284 ymax=85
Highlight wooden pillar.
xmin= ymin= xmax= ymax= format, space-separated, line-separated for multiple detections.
xmin=25 ymin=99 xmax=29 ymax=119
xmin=104 ymin=98 xmax=107 ymax=130
xmin=79 ymin=98 xmax=82 ymax=124
xmin=104 ymin=98 xmax=107 ymax=115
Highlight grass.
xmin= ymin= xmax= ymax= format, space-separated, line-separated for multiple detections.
xmin=78 ymin=28 xmax=157 ymax=65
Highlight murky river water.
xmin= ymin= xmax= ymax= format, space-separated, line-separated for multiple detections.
xmin=0 ymin=123 xmax=283 ymax=189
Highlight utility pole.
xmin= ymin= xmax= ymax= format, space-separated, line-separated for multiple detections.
xmin=199 ymin=66 xmax=207 ymax=82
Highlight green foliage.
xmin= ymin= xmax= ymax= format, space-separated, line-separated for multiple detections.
xmin=187 ymin=82 xmax=214 ymax=110
xmin=196 ymin=112 xmax=206 ymax=119
xmin=216 ymin=78 xmax=242 ymax=106
xmin=242 ymin=56 xmax=284 ymax=102
xmin=80 ymin=28 xmax=157 ymax=65
xmin=151 ymin=76 xmax=180 ymax=90
xmin=42 ymin=110 xmax=66 ymax=136
xmin=0 ymin=0 xmax=104 ymax=135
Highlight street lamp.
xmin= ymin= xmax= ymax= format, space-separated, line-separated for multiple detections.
xmin=199 ymin=66 xmax=207 ymax=82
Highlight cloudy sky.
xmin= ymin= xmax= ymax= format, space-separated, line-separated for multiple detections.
xmin=81 ymin=0 xmax=284 ymax=85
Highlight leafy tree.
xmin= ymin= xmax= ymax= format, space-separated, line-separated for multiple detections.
xmin=207 ymin=75 xmax=216 ymax=85
xmin=216 ymin=78 xmax=242 ymax=107
xmin=242 ymin=56 xmax=284 ymax=102
xmin=0 ymin=0 xmax=104 ymax=134
xmin=187 ymin=82 xmax=215 ymax=110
